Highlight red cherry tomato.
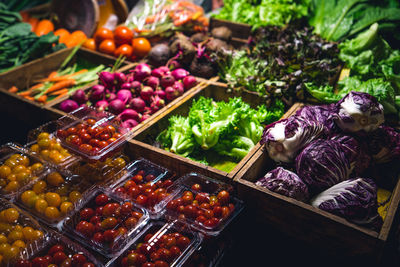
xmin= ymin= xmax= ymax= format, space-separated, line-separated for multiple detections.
xmin=71 ymin=253 xmax=87 ymax=266
xmin=52 ymin=251 xmax=68 ymax=264
xmin=80 ymin=208 xmax=95 ymax=220
xmin=95 ymin=193 xmax=110 ymax=206
xmin=48 ymin=244 xmax=64 ymax=255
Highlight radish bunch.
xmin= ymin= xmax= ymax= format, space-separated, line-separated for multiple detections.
xmin=59 ymin=63 xmax=198 ymax=129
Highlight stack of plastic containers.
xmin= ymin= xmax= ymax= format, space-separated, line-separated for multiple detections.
xmin=0 ymin=106 xmax=244 ymax=266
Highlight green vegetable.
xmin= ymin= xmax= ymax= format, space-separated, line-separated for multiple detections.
xmin=0 ymin=0 xmax=51 ymax=12
xmin=157 ymin=96 xmax=285 ymax=168
xmin=308 ymin=0 xmax=400 ymax=42
xmin=213 ymin=0 xmax=310 ymax=30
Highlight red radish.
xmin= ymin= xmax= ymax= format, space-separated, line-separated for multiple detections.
xmin=145 ymin=76 xmax=160 ymax=90
xmin=171 ymin=68 xmax=189 ymax=81
xmin=172 ymin=81 xmax=184 ymax=96
xmin=121 ymin=119 xmax=139 ymax=129
xmin=72 ymin=89 xmax=87 ymax=105
xmin=106 ymin=92 xmax=117 ymax=102
xmin=165 ymin=86 xmax=179 ymax=101
xmin=160 ymin=75 xmax=175 ymax=88
xmin=95 ymin=100 xmax=109 ymax=112
xmin=140 ymin=86 xmax=154 ymax=102
xmin=108 ymin=99 xmax=126 ymax=114
xmin=114 ymin=72 xmax=127 ymax=86
xmin=59 ymin=100 xmax=79 ymax=113
xmin=167 ymin=60 xmax=181 ymax=70
xmin=143 ymin=106 xmax=152 ymax=115
xmin=120 ymin=82 xmax=132 ymax=90
xmin=89 ymin=85 xmax=105 ymax=102
xmin=118 ymin=109 xmax=141 ymax=121
xmin=132 ymin=63 xmax=151 ymax=81
xmin=141 ymin=114 xmax=151 ymax=122
xmin=131 ymin=81 xmax=141 ymax=92
xmin=130 ymin=97 xmax=146 ymax=113
xmin=151 ymin=66 xmax=170 ymax=78
xmin=117 ymin=89 xmax=132 ymax=103
xmin=150 ymin=95 xmax=165 ymax=113
xmin=183 ymin=75 xmax=197 ymax=90
xmin=99 ymin=71 xmax=115 ymax=88
xmin=155 ymin=89 xmax=166 ymax=99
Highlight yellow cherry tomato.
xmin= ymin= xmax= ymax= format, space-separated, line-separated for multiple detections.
xmin=46 ymin=172 xmax=64 ymax=187
xmin=16 ymin=171 xmax=30 ymax=183
xmin=45 ymin=192 xmax=61 ymax=207
xmin=0 ymin=234 xmax=7 ymax=243
xmin=7 ymin=230 xmax=23 ymax=243
xmin=69 ymin=191 xmax=81 ymax=203
xmin=60 ymin=201 xmax=73 ymax=214
xmin=0 ymin=166 xmax=11 ymax=179
xmin=21 ymin=190 xmax=36 ymax=205
xmin=4 ymin=181 xmax=19 ymax=192
xmin=44 ymin=207 xmax=60 ymax=219
xmin=22 ymin=227 xmax=35 ymax=240
xmin=12 ymin=240 xmax=25 ymax=249
xmin=32 ymin=180 xmax=47 ymax=194
xmin=37 ymin=132 xmax=50 ymax=140
xmin=30 ymin=163 xmax=44 ymax=173
xmin=33 ymin=230 xmax=43 ymax=240
xmin=2 ymin=245 xmax=19 ymax=261
xmin=3 ymin=208 xmax=19 ymax=223
xmin=34 ymin=199 xmax=48 ymax=214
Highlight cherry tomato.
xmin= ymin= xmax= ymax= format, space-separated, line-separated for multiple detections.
xmin=169 ymin=245 xmax=181 ymax=258
xmin=177 ymin=236 xmax=190 ymax=249
xmin=132 ymin=37 xmax=151 ymax=58
xmin=217 ymin=190 xmax=230 ymax=205
xmin=83 ymin=38 xmax=96 ymax=51
xmin=103 ymin=229 xmax=118 ymax=242
xmin=132 ymin=174 xmax=143 ymax=184
xmin=48 ymin=244 xmax=64 ymax=255
xmin=136 ymin=194 xmax=148 ymax=206
xmin=101 ymin=217 xmax=118 ymax=229
xmin=99 ymin=39 xmax=116 ymax=55
xmin=71 ymin=253 xmax=87 ymax=266
xmin=114 ymin=44 xmax=133 ymax=58
xmin=52 ymin=251 xmax=68 ymax=264
xmin=191 ymin=183 xmax=202 ymax=192
xmin=124 ymin=216 xmax=138 ymax=228
xmin=79 ymin=143 xmax=93 ymax=153
xmin=121 ymin=202 xmax=133 ymax=215
xmin=80 ymin=208 xmax=94 ymax=220
xmin=95 ymin=193 xmax=110 ymax=206
xmin=97 ymin=140 xmax=109 ymax=149
xmin=94 ymin=27 xmax=114 ymax=44
xmin=76 ymin=221 xmax=95 ymax=237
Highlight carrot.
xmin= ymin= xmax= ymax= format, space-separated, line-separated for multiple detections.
xmin=51 ymin=92 xmax=69 ymax=102
xmin=44 ymin=79 xmax=76 ymax=94
xmin=49 ymin=88 xmax=69 ymax=96
xmin=48 ymin=71 xmax=58 ymax=79
xmin=37 ymin=69 xmax=88 ymax=83
xmin=8 ymin=86 xmax=18 ymax=93
xmin=30 ymin=83 xmax=45 ymax=90
xmin=18 ymin=91 xmax=34 ymax=97
xmin=36 ymin=95 xmax=48 ymax=103
xmin=24 ymin=96 xmax=35 ymax=101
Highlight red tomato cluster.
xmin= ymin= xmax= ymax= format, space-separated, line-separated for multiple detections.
xmin=14 ymin=243 xmax=94 ymax=267
xmin=120 ymin=231 xmax=191 ymax=267
xmin=74 ymin=193 xmax=143 ymax=248
xmin=113 ymin=170 xmax=173 ymax=209
xmin=57 ymin=118 xmax=122 ymax=155
xmin=166 ymin=184 xmax=234 ymax=228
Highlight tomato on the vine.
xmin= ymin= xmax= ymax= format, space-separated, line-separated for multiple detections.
xmin=114 ymin=26 xmax=133 ymax=46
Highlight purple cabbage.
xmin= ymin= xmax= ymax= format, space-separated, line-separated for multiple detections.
xmin=367 ymin=125 xmax=400 ymax=163
xmin=256 ymin=167 xmax=309 ymax=202
xmin=260 ymin=116 xmax=325 ymax=163
xmin=296 ymin=139 xmax=351 ymax=193
xmin=311 ymin=178 xmax=382 ymax=229
xmin=335 ymin=91 xmax=384 ymax=134
xmin=294 ymin=104 xmax=338 ymax=134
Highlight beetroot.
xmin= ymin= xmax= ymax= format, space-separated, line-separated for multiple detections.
xmin=160 ymin=75 xmax=175 ymax=89
xmin=121 ymin=119 xmax=139 ymax=130
xmin=71 ymin=89 xmax=87 ymax=105
xmin=95 ymin=100 xmax=109 ymax=112
xmin=130 ymin=97 xmax=146 ymax=113
xmin=118 ymin=109 xmax=141 ymax=122
xmin=171 ymin=68 xmax=189 ymax=81
xmin=172 ymin=81 xmax=184 ymax=96
xmin=108 ymin=99 xmax=126 ymax=114
xmin=99 ymin=72 xmax=115 ymax=88
xmin=146 ymin=76 xmax=160 ymax=90
xmin=132 ymin=63 xmax=151 ymax=81
xmin=117 ymin=89 xmax=132 ymax=103
xmin=60 ymin=100 xmax=79 ymax=113
xmin=89 ymin=85 xmax=105 ymax=102
xmin=155 ymin=89 xmax=166 ymax=99
xmin=140 ymin=86 xmax=154 ymax=102
xmin=183 ymin=75 xmax=197 ymax=90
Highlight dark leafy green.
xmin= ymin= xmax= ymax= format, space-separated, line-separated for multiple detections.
xmin=0 ymin=0 xmax=51 ymax=12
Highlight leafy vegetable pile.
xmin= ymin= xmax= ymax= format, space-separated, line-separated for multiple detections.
xmin=305 ymin=23 xmax=400 ymax=120
xmin=0 ymin=3 xmax=64 ymax=74
xmin=157 ymin=96 xmax=284 ymax=170
xmin=217 ymin=22 xmax=342 ymax=107
xmin=212 ymin=0 xmax=310 ymax=30
xmin=258 ymin=91 xmax=400 ymax=230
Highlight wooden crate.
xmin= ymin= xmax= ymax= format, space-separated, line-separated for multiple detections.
xmin=127 ymin=82 xmax=301 ymax=185
xmin=209 ymin=17 xmax=251 ymax=43
xmin=233 ymin=121 xmax=400 ymax=260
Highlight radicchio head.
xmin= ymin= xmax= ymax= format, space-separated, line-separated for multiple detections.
xmin=294 ymin=103 xmax=338 ymax=134
xmin=367 ymin=125 xmax=400 ymax=163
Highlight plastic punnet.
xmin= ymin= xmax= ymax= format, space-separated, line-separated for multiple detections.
xmin=108 ymin=158 xmax=176 ymax=219
xmin=62 ymin=187 xmax=149 ymax=258
xmin=55 ymin=106 xmax=133 ymax=161
xmin=0 ymin=143 xmax=47 ymax=200
xmin=165 ymin=172 xmax=244 ymax=236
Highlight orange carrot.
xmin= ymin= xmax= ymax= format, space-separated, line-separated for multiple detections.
xmin=24 ymin=96 xmax=35 ymax=101
xmin=48 ymin=71 xmax=58 ymax=79
xmin=37 ymin=69 xmax=88 ymax=83
xmin=18 ymin=91 xmax=34 ymax=97
xmin=29 ymin=83 xmax=45 ymax=90
xmin=44 ymin=79 xmax=76 ymax=94
xmin=51 ymin=92 xmax=69 ymax=102
xmin=8 ymin=86 xmax=18 ymax=93
xmin=49 ymin=88 xmax=69 ymax=96
xmin=36 ymin=95 xmax=48 ymax=103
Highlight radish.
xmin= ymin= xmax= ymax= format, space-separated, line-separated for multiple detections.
xmin=71 ymin=89 xmax=87 ymax=105
xmin=131 ymin=81 xmax=141 ymax=91
xmin=108 ymin=99 xmax=126 ymax=114
xmin=120 ymin=82 xmax=132 ymax=90
xmin=145 ymin=76 xmax=160 ymax=90
xmin=172 ymin=81 xmax=184 ymax=96
xmin=183 ymin=75 xmax=197 ymax=90
xmin=151 ymin=66 xmax=170 ymax=78
xmin=118 ymin=109 xmax=141 ymax=122
xmin=130 ymin=97 xmax=146 ymax=113
xmin=155 ymin=89 xmax=166 ymax=100
xmin=165 ymin=86 xmax=179 ymax=101
xmin=171 ymin=68 xmax=189 ymax=81
xmin=117 ymin=89 xmax=132 ymax=103
xmin=89 ymin=85 xmax=105 ymax=102
xmin=99 ymin=71 xmax=115 ymax=88
xmin=140 ymin=86 xmax=154 ymax=102
xmin=106 ymin=92 xmax=117 ymax=102
xmin=160 ymin=75 xmax=175 ymax=89
xmin=141 ymin=114 xmax=151 ymax=122
xmin=167 ymin=60 xmax=181 ymax=70
xmin=59 ymin=100 xmax=79 ymax=113
xmin=95 ymin=100 xmax=109 ymax=112
xmin=132 ymin=63 xmax=151 ymax=81
xmin=114 ymin=72 xmax=127 ymax=86
xmin=143 ymin=106 xmax=152 ymax=115
xmin=121 ymin=119 xmax=139 ymax=130
xmin=150 ymin=95 xmax=165 ymax=113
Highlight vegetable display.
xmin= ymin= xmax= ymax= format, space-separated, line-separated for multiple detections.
xmin=212 ymin=0 xmax=310 ymax=30
xmin=157 ymin=96 xmax=284 ymax=171
xmin=259 ymin=91 xmax=400 ymax=229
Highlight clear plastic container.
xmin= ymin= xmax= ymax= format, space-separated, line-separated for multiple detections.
xmin=0 ymin=198 xmax=47 ymax=266
xmin=55 ymin=106 xmax=133 ymax=161
xmin=67 ymin=152 xmax=131 ymax=185
xmin=25 ymin=120 xmax=81 ymax=169
xmin=14 ymin=169 xmax=93 ymax=229
xmin=108 ymin=158 xmax=176 ymax=219
xmin=0 ymin=143 xmax=47 ymax=200
xmin=164 ymin=173 xmax=244 ymax=236
xmin=105 ymin=220 xmax=202 ymax=267
xmin=62 ymin=188 xmax=149 ymax=258
xmin=16 ymin=231 xmax=103 ymax=266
